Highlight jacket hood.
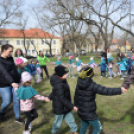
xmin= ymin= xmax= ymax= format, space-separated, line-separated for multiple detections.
xmin=77 ymin=77 xmax=92 ymax=90
xmin=108 ymin=57 xmax=113 ymax=62
xmin=50 ymin=74 xmax=66 ymax=87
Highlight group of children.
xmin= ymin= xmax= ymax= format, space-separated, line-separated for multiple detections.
xmin=16 ymin=57 xmax=42 ymax=84
xmin=14 ymin=63 xmax=128 ymax=134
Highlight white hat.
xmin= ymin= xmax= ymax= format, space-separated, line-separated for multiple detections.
xmin=19 ymin=57 xmax=28 ymax=63
xmin=21 ymin=72 xmax=32 ymax=83
xmin=90 ymin=57 xmax=94 ymax=61
xmin=76 ymin=57 xmax=79 ymax=61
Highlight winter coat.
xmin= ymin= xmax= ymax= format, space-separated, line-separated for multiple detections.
xmin=74 ymin=77 xmax=122 ymax=121
xmin=0 ymin=56 xmax=21 ymax=87
xmin=48 ymin=74 xmax=74 ymax=115
xmin=118 ymin=58 xmax=127 ymax=71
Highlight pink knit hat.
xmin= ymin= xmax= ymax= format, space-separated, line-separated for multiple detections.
xmin=132 ymin=56 xmax=134 ymax=61
xmin=21 ymin=72 xmax=32 ymax=83
xmin=15 ymin=58 xmax=24 ymax=65
xmin=69 ymin=55 xmax=73 ymax=59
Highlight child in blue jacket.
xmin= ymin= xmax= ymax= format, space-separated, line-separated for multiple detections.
xmin=98 ymin=57 xmax=107 ymax=77
xmin=29 ymin=59 xmax=37 ymax=84
xmin=117 ymin=53 xmax=127 ymax=80
xmin=126 ymin=53 xmax=133 ymax=75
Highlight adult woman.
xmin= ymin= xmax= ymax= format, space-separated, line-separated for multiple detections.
xmin=14 ymin=49 xmax=24 ymax=57
xmin=0 ymin=44 xmax=24 ymax=124
xmin=37 ymin=51 xmax=51 ymax=79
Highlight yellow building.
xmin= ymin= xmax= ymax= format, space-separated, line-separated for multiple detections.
xmin=0 ymin=28 xmax=62 ymax=56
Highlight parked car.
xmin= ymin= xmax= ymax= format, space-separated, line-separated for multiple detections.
xmin=64 ymin=52 xmax=72 ymax=57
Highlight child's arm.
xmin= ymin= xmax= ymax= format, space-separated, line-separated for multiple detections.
xmin=34 ymin=95 xmax=50 ymax=102
xmin=92 ymin=82 xmax=123 ymax=95
xmin=122 ymin=66 xmax=134 ymax=89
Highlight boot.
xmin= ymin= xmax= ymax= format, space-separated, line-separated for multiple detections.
xmin=0 ymin=113 xmax=5 ymax=121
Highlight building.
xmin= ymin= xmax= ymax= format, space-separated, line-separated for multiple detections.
xmin=0 ymin=28 xmax=61 ymax=56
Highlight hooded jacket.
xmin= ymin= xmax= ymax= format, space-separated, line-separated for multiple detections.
xmin=0 ymin=56 xmax=21 ymax=87
xmin=48 ymin=74 xmax=74 ymax=115
xmin=74 ymin=77 xmax=121 ymax=121
xmin=122 ymin=65 xmax=134 ymax=89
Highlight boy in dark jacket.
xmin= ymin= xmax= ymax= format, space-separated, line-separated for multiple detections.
xmin=48 ymin=65 xmax=78 ymax=134
xmin=74 ymin=66 xmax=127 ymax=134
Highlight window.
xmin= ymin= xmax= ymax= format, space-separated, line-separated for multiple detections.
xmin=53 ymin=40 xmax=56 ymax=44
xmin=27 ymin=40 xmax=30 ymax=45
xmin=21 ymin=40 xmax=24 ymax=45
xmin=31 ymin=40 xmax=34 ymax=45
xmin=17 ymin=40 xmax=20 ymax=45
xmin=27 ymin=50 xmax=31 ymax=55
xmin=42 ymin=40 xmax=44 ymax=44
xmin=6 ymin=40 xmax=9 ymax=44
xmin=32 ymin=50 xmax=35 ymax=54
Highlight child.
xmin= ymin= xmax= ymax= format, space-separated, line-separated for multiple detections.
xmin=88 ymin=57 xmax=97 ymax=69
xmin=48 ymin=65 xmax=78 ymax=134
xmin=20 ymin=57 xmax=31 ymax=74
xmin=98 ymin=57 xmax=107 ymax=77
xmin=126 ymin=53 xmax=133 ymax=75
xmin=74 ymin=66 xmax=127 ymax=134
xmin=75 ymin=57 xmax=84 ymax=74
xmin=52 ymin=57 xmax=66 ymax=66
xmin=29 ymin=59 xmax=37 ymax=84
xmin=36 ymin=60 xmax=42 ymax=83
xmin=16 ymin=72 xmax=50 ymax=134
xmin=107 ymin=53 xmax=116 ymax=78
xmin=116 ymin=53 xmax=121 ymax=75
xmin=68 ymin=55 xmax=75 ymax=78
xmin=117 ymin=53 xmax=127 ymax=80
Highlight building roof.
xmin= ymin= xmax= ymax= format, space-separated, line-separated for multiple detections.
xmin=112 ymin=39 xmax=130 ymax=45
xmin=0 ymin=28 xmax=59 ymax=39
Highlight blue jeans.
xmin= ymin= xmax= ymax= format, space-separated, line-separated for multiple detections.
xmin=69 ymin=67 xmax=74 ymax=77
xmin=0 ymin=86 xmax=20 ymax=119
xmin=121 ymin=70 xmax=126 ymax=78
xmin=108 ymin=68 xmax=116 ymax=77
xmin=12 ymin=87 xmax=20 ymax=119
xmin=51 ymin=112 xmax=78 ymax=133
xmin=79 ymin=119 xmax=102 ymax=134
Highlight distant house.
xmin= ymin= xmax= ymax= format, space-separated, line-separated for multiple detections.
xmin=0 ymin=28 xmax=61 ymax=56
xmin=110 ymin=39 xmax=131 ymax=52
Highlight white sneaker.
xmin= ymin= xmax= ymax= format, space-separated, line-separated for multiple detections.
xmin=105 ymin=75 xmax=108 ymax=77
xmin=114 ymin=75 xmax=116 ymax=78
xmin=108 ymin=77 xmax=112 ymax=79
xmin=28 ymin=123 xmax=32 ymax=131
xmin=72 ymin=76 xmax=75 ymax=78
xmin=120 ymin=78 xmax=124 ymax=80
xmin=22 ymin=130 xmax=31 ymax=134
xmin=100 ymin=76 xmax=103 ymax=78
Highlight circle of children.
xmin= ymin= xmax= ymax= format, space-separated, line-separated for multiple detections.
xmin=1 ymin=44 xmax=132 ymax=134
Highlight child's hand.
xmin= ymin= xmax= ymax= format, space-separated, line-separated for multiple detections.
xmin=121 ymin=87 xmax=127 ymax=93
xmin=73 ymin=106 xmax=78 ymax=112
xmin=45 ymin=97 xmax=50 ymax=102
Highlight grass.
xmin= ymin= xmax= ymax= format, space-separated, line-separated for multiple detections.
xmin=1 ymin=55 xmax=134 ymax=134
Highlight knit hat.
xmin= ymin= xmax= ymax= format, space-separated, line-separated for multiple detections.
xmin=21 ymin=71 xmax=32 ymax=83
xmin=107 ymin=53 xmax=111 ymax=58
xmin=15 ymin=58 xmax=24 ymax=65
xmin=31 ymin=59 xmax=34 ymax=63
xmin=76 ymin=57 xmax=79 ymax=61
xmin=90 ymin=57 xmax=94 ymax=61
xmin=132 ymin=56 xmax=134 ymax=61
xmin=36 ymin=60 xmax=39 ymax=64
xmin=69 ymin=55 xmax=73 ymax=59
xmin=79 ymin=66 xmax=94 ymax=79
xmin=19 ymin=57 xmax=28 ymax=63
xmin=55 ymin=65 xmax=69 ymax=77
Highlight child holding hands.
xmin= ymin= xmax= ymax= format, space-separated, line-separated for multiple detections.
xmin=16 ymin=72 xmax=50 ymax=134
xmin=48 ymin=65 xmax=78 ymax=134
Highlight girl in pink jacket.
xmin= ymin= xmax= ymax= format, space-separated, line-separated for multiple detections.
xmin=16 ymin=72 xmax=50 ymax=134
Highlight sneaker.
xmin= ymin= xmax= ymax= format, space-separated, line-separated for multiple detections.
xmin=100 ymin=76 xmax=103 ymax=78
xmin=105 ymin=75 xmax=108 ymax=77
xmin=15 ymin=118 xmax=25 ymax=125
xmin=114 ymin=75 xmax=116 ymax=78
xmin=72 ymin=76 xmax=75 ymax=78
xmin=22 ymin=130 xmax=31 ymax=134
xmin=28 ymin=123 xmax=32 ymax=131
xmin=108 ymin=77 xmax=112 ymax=79
xmin=120 ymin=78 xmax=124 ymax=80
